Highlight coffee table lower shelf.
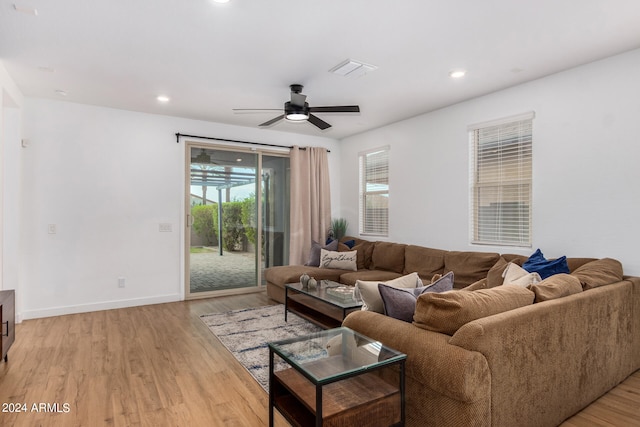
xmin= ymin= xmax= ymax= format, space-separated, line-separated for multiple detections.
xmin=272 ymin=367 xmax=401 ymax=427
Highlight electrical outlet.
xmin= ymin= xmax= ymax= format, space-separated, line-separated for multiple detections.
xmin=48 ymin=224 xmax=57 ymax=234
xmin=118 ymin=277 xmax=125 ymax=288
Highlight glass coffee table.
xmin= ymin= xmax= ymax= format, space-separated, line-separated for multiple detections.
xmin=268 ymin=327 xmax=406 ymax=427
xmin=285 ymin=281 xmax=363 ymax=329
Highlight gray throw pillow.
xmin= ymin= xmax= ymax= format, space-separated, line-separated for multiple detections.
xmin=305 ymin=240 xmax=339 ymax=267
xmin=378 ymin=272 xmax=454 ymax=322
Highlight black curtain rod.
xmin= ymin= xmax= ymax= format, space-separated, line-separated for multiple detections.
xmin=175 ymin=133 xmax=330 ymax=152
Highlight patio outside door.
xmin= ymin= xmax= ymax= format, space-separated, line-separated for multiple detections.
xmin=186 ymin=143 xmax=289 ymax=298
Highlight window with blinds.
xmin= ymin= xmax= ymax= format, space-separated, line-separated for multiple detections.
xmin=469 ymin=112 xmax=534 ymax=246
xmin=359 ymin=147 xmax=389 ymax=236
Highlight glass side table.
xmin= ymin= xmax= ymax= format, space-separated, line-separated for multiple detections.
xmin=268 ymin=326 xmax=406 ymax=427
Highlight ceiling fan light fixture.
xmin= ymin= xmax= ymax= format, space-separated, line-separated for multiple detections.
xmin=285 ymin=112 xmax=309 ymax=122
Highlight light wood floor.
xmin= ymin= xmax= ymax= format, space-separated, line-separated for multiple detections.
xmin=0 ymin=293 xmax=638 ymax=427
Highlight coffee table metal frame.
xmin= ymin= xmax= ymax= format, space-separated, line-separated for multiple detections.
xmin=268 ymin=326 xmax=406 ymax=427
xmin=284 ymin=281 xmax=363 ymax=329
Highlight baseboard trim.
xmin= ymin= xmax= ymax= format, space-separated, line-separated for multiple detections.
xmin=20 ymin=294 xmax=182 ymax=320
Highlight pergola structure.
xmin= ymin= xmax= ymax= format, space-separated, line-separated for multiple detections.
xmin=191 ymin=149 xmax=257 ymax=255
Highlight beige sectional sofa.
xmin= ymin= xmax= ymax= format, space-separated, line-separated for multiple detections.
xmin=264 ymin=237 xmax=640 ymax=426
xmin=264 ymin=237 xmax=521 ymax=302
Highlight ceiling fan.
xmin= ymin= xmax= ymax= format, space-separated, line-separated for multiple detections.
xmin=233 ymin=84 xmax=360 ymax=130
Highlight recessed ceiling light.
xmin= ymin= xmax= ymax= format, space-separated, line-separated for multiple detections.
xmin=212 ymin=0 xmax=230 ymax=3
xmin=449 ymin=70 xmax=467 ymax=79
xmin=157 ymin=95 xmax=170 ymax=103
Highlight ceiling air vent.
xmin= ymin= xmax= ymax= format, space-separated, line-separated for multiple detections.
xmin=329 ymin=59 xmax=377 ymax=78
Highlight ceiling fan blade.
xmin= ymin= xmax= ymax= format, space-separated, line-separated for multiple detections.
xmin=307 ymin=114 xmax=331 ymax=130
xmin=259 ymin=114 xmax=285 ymax=127
xmin=290 ymin=92 xmax=307 ymax=107
xmin=309 ymin=105 xmax=360 ymax=113
xmin=233 ymin=108 xmax=282 ymax=112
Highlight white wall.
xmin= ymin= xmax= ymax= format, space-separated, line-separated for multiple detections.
xmin=1 ymin=61 xmax=24 ymax=319
xmin=340 ymin=48 xmax=640 ymax=276
xmin=18 ymin=99 xmax=340 ymax=319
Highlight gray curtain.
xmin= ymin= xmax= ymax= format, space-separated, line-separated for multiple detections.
xmin=289 ymin=146 xmax=332 ymax=265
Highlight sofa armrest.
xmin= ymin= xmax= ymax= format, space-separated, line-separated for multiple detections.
xmin=343 ymin=311 xmax=489 ymax=402
xmin=449 ymin=279 xmax=637 ymax=427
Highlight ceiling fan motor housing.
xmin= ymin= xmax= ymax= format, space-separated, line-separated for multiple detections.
xmin=285 ymin=101 xmax=309 ymax=115
xmin=290 ymin=84 xmax=304 ymax=93
xmin=284 ymin=101 xmax=309 ymax=121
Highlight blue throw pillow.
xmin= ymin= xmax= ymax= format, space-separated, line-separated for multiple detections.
xmin=522 ymin=249 xmax=570 ymax=280
xmin=326 ymin=238 xmax=356 ymax=249
xmin=343 ymin=239 xmax=356 ymax=249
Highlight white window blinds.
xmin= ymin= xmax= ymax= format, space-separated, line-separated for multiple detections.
xmin=359 ymin=147 xmax=389 ymax=236
xmin=469 ymin=112 xmax=534 ymax=246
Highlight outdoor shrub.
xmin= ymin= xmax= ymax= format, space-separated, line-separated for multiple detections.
xmin=221 ymin=201 xmax=245 ymax=251
xmin=241 ymin=194 xmax=257 ymax=245
xmin=191 ymin=204 xmax=217 ymax=245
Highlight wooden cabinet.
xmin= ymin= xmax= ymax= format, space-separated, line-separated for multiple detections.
xmin=1 ymin=290 xmax=15 ymax=362
xmin=272 ymin=367 xmax=402 ymax=427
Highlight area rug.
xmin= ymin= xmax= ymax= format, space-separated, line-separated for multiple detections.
xmin=200 ymin=305 xmax=323 ymax=392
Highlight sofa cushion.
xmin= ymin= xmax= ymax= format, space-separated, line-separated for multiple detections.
xmin=378 ymin=273 xmax=454 ymax=322
xmin=353 ymin=240 xmax=375 ymax=270
xmin=371 ymin=242 xmax=407 ymax=273
xmin=530 ymin=273 xmax=583 ymax=302
xmin=355 ymin=272 xmax=421 ymax=313
xmin=461 ymin=278 xmax=488 ymax=291
xmin=444 ymin=251 xmax=501 ymax=288
xmin=503 ymin=254 xmax=529 ymax=265
xmin=403 ymin=245 xmax=446 ymax=279
xmin=264 ymin=265 xmax=344 ymax=287
xmin=566 ymin=257 xmax=598 ymax=273
xmin=339 ymin=270 xmax=402 ymax=286
xmin=413 ymin=285 xmax=535 ymax=335
xmin=319 ymin=249 xmax=357 ymax=271
xmin=522 ymin=249 xmax=570 ymax=279
xmin=486 ymin=257 xmax=508 ymax=288
xmin=305 ymin=239 xmax=339 ymax=267
xmin=572 ymin=258 xmax=623 ymax=290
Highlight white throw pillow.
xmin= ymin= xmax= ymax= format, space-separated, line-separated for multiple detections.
xmin=355 ymin=272 xmax=422 ymax=313
xmin=502 ymin=262 xmax=542 ymax=287
xmin=319 ymin=249 xmax=357 ymax=271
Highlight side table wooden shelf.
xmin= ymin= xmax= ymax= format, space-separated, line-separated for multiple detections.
xmin=268 ymin=327 xmax=406 ymax=427
xmin=1 ymin=289 xmax=16 ymax=363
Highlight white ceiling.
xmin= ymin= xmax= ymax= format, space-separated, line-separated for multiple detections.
xmin=2 ymin=0 xmax=640 ymax=139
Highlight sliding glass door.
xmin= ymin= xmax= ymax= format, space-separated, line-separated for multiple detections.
xmin=261 ymin=154 xmax=290 ymax=273
xmin=186 ymin=143 xmax=289 ymax=298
